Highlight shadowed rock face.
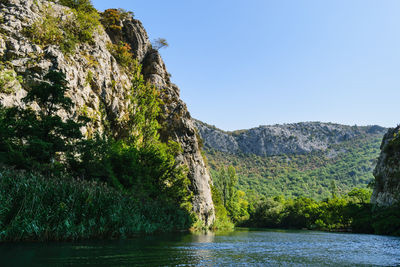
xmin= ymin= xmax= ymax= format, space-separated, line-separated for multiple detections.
xmin=195 ymin=120 xmax=386 ymax=157
xmin=0 ymin=0 xmax=214 ymax=224
xmin=371 ymin=126 xmax=400 ymax=206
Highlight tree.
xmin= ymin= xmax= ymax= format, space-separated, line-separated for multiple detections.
xmin=330 ymin=180 xmax=338 ymax=198
xmin=215 ymin=165 xmax=237 ymax=206
xmin=0 ymin=71 xmax=85 ymax=173
xmin=347 ymin=188 xmax=372 ymax=204
xmin=152 ymin=38 xmax=169 ymax=50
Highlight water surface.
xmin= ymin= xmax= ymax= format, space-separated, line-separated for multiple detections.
xmin=1 ymin=229 xmax=399 ymax=266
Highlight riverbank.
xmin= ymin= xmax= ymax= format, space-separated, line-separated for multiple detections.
xmin=240 ymin=194 xmax=400 ymax=236
xmin=0 ymin=169 xmax=193 ymax=242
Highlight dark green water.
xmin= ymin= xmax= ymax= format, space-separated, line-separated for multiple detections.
xmin=1 ymin=229 xmax=399 ymax=266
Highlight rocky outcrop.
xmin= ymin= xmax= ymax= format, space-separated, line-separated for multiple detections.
xmin=195 ymin=120 xmax=386 ymax=156
xmin=0 ymin=0 xmax=214 ymax=224
xmin=371 ymin=126 xmax=400 ymax=206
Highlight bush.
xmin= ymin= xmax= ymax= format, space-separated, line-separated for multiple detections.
xmin=100 ymin=8 xmax=134 ymax=33
xmin=107 ymin=41 xmax=136 ymax=69
xmin=56 ymin=0 xmax=96 ymax=12
xmin=24 ymin=3 xmax=100 ymax=54
xmin=0 ymin=67 xmax=22 ymax=93
xmin=100 ymin=9 xmax=122 ymax=33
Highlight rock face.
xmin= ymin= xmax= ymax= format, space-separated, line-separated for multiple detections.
xmin=195 ymin=120 xmax=386 ymax=156
xmin=0 ymin=0 xmax=214 ymax=224
xmin=371 ymin=126 xmax=400 ymax=206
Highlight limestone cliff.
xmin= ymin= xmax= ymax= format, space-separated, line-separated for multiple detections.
xmin=195 ymin=120 xmax=386 ymax=156
xmin=371 ymin=126 xmax=400 ymax=206
xmin=0 ymin=0 xmax=214 ymax=224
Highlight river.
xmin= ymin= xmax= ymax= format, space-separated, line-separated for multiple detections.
xmin=1 ymin=229 xmax=399 ymax=266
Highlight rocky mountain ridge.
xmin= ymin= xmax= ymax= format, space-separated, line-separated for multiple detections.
xmin=195 ymin=120 xmax=386 ymax=157
xmin=0 ymin=0 xmax=214 ymax=224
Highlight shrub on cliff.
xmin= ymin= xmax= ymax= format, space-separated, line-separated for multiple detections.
xmin=56 ymin=0 xmax=96 ymax=13
xmin=100 ymin=8 xmax=134 ymax=34
xmin=107 ymin=42 xmax=136 ymax=69
xmin=25 ymin=2 xmax=100 ymax=54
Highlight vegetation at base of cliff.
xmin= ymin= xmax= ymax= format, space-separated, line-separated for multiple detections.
xmin=213 ymin=166 xmax=249 ymax=225
xmin=206 ymin=134 xmax=381 ymax=200
xmin=209 ymin=185 xmax=234 ymax=231
xmin=0 ymin=169 xmax=191 ymax=241
xmin=24 ymin=0 xmax=100 ymax=54
xmin=0 ymin=68 xmax=194 ymax=241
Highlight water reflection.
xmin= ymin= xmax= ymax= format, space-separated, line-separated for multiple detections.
xmin=1 ymin=229 xmax=400 ymax=266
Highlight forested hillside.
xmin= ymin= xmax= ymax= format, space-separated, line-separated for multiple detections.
xmin=197 ymin=121 xmax=385 ymax=200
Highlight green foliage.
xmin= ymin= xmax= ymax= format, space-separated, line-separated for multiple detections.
xmin=210 ymin=185 xmax=234 ymax=231
xmin=347 ymin=187 xmax=372 ymax=204
xmin=123 ymin=65 xmax=161 ymax=146
xmin=371 ymin=204 xmax=400 ymax=236
xmin=0 ymin=169 xmax=192 ymax=241
xmin=70 ymin=137 xmax=192 ymax=209
xmin=243 ymin=188 xmax=400 ymax=236
xmin=24 ymin=3 xmax=100 ymax=54
xmin=100 ymin=8 xmax=133 ymax=33
xmin=100 ymin=8 xmax=134 ymax=34
xmin=213 ymin=165 xmax=249 ymax=225
xmin=0 ymin=68 xmax=194 ymax=240
xmin=206 ymin=135 xmax=382 ymax=200
xmin=384 ymin=128 xmax=400 ymax=156
xmin=214 ymin=166 xmax=237 ymax=206
xmin=101 ymin=9 xmax=122 ymax=32
xmin=0 ymin=66 xmax=21 ymax=93
xmin=107 ymin=42 xmax=136 ymax=69
xmin=0 ymin=71 xmax=84 ymax=173
xmin=56 ymin=0 xmax=96 ymax=12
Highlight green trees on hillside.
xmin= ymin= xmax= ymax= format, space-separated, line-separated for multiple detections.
xmin=209 ymin=162 xmax=400 ymax=236
xmin=205 ymin=135 xmax=382 ymax=200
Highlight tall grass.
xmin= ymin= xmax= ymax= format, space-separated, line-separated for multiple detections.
xmin=0 ymin=169 xmax=192 ymax=241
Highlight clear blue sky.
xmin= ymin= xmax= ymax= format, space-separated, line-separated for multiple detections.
xmin=93 ymin=0 xmax=400 ymax=131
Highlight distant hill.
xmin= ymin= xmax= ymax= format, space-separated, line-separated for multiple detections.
xmin=195 ymin=120 xmax=387 ymax=200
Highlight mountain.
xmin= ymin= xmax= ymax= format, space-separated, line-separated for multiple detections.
xmin=0 ymin=0 xmax=214 ymax=224
xmin=371 ymin=125 xmax=400 ymax=206
xmin=195 ymin=120 xmax=387 ymax=199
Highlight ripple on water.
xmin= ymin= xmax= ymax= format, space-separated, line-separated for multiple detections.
xmin=0 ymin=229 xmax=399 ymax=266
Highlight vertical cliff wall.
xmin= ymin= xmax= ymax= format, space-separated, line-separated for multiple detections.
xmin=0 ymin=0 xmax=214 ymax=224
xmin=371 ymin=125 xmax=400 ymax=206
